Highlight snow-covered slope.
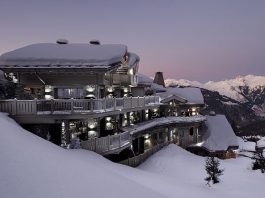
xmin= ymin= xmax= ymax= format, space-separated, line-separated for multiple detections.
xmin=1 ymin=113 xmax=264 ymax=198
xmin=0 ymin=113 xmax=165 ymax=198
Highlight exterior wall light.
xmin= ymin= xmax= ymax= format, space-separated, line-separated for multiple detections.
xmin=45 ymin=85 xmax=53 ymax=93
xmin=144 ymin=134 xmax=150 ymax=139
xmin=87 ymin=119 xmax=97 ymax=129
xmin=86 ymin=85 xmax=96 ymax=92
xmin=129 ymin=68 xmax=134 ymax=75
xmin=124 ymin=87 xmax=129 ymax=93
xmin=105 ymin=122 xmax=114 ymax=130
xmin=107 ymin=86 xmax=114 ymax=92
xmin=106 ymin=117 xmax=112 ymax=122
xmin=88 ymin=130 xmax=97 ymax=137
xmin=44 ymin=95 xmax=53 ymax=100
xmin=191 ymin=107 xmax=198 ymax=116
xmin=105 ymin=117 xmax=114 ymax=130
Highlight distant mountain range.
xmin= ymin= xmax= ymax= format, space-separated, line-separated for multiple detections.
xmin=165 ymin=75 xmax=265 ymax=135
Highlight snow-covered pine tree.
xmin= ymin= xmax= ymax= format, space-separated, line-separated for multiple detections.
xmin=252 ymin=150 xmax=265 ymax=173
xmin=205 ymin=156 xmax=224 ymax=186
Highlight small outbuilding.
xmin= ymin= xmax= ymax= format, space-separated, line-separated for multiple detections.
xmin=188 ymin=114 xmax=239 ymax=159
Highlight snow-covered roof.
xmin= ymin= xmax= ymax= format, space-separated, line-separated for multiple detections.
xmin=124 ymin=115 xmax=207 ymax=135
xmin=137 ymin=73 xmax=154 ymax=85
xmin=127 ymin=52 xmax=139 ymax=68
xmin=136 ymin=73 xmax=166 ymax=91
xmin=157 ymin=87 xmax=204 ymax=105
xmin=194 ymin=114 xmax=238 ymax=152
xmin=0 ymin=43 xmax=128 ymax=68
xmin=257 ymin=137 xmax=265 ymax=148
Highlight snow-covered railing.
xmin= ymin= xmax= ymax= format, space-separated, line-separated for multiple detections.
xmin=0 ymin=96 xmax=160 ymax=116
xmin=119 ymin=142 xmax=169 ymax=167
xmin=80 ymin=131 xmax=131 ymax=154
xmin=123 ymin=115 xmax=207 ymax=136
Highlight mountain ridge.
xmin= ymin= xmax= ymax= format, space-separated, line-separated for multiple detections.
xmin=165 ymin=75 xmax=265 ymax=117
xmin=164 ymin=74 xmax=265 ymax=135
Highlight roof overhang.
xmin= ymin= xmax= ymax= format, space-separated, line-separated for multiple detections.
xmin=160 ymin=94 xmax=188 ymax=104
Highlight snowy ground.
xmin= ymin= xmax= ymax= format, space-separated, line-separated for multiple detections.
xmin=0 ymin=113 xmax=264 ymax=198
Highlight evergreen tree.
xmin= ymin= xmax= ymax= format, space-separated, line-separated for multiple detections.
xmin=252 ymin=150 xmax=265 ymax=173
xmin=205 ymin=156 xmax=224 ymax=186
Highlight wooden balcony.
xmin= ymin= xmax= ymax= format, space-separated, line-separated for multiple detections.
xmin=80 ymin=131 xmax=131 ymax=155
xmin=0 ymin=96 xmax=160 ymax=116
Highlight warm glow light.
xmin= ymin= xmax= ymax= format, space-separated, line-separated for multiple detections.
xmin=86 ymin=94 xmax=95 ymax=98
xmin=45 ymin=85 xmax=52 ymax=93
xmin=86 ymin=85 xmax=95 ymax=92
xmin=129 ymin=68 xmax=134 ymax=75
xmin=124 ymin=87 xmax=129 ymax=93
xmin=45 ymin=94 xmax=53 ymax=100
xmin=107 ymin=86 xmax=114 ymax=92
xmin=144 ymin=134 xmax=150 ymax=139
xmin=88 ymin=130 xmax=97 ymax=136
xmin=105 ymin=117 xmax=112 ymax=122
xmin=88 ymin=119 xmax=97 ymax=129
xmin=105 ymin=122 xmax=113 ymax=130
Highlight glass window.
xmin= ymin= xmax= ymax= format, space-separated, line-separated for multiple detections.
xmin=57 ymin=88 xmax=84 ymax=99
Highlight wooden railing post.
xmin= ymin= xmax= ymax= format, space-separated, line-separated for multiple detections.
xmin=51 ymin=99 xmax=54 ymax=114
xmin=123 ymin=97 xmax=125 ymax=108
xmin=130 ymin=97 xmax=133 ymax=108
xmin=137 ymin=96 xmax=140 ymax=107
xmin=13 ymin=98 xmax=17 ymax=115
xmin=103 ymin=98 xmax=106 ymax=111
xmin=119 ymin=133 xmax=121 ymax=147
xmin=108 ymin=135 xmax=111 ymax=151
xmin=114 ymin=97 xmax=116 ymax=111
xmin=70 ymin=98 xmax=74 ymax=114
xmin=34 ymin=98 xmax=37 ymax=114
xmin=90 ymin=99 xmax=93 ymax=112
xmin=95 ymin=138 xmax=97 ymax=152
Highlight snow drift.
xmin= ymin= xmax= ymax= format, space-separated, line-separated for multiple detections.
xmin=0 ymin=113 xmax=264 ymax=198
xmin=0 ymin=113 xmax=165 ymax=198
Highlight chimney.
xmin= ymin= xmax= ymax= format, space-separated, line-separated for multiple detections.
xmin=153 ymin=72 xmax=165 ymax=87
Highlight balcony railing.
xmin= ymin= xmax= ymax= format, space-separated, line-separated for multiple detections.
xmin=119 ymin=142 xmax=169 ymax=167
xmin=0 ymin=96 xmax=160 ymax=116
xmin=80 ymin=131 xmax=131 ymax=154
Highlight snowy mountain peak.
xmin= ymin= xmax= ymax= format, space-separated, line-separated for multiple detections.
xmin=165 ymin=75 xmax=265 ymax=117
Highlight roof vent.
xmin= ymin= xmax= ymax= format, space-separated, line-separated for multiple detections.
xmin=209 ymin=111 xmax=216 ymax=116
xmin=56 ymin=39 xmax=69 ymax=44
xmin=90 ymin=40 xmax=101 ymax=45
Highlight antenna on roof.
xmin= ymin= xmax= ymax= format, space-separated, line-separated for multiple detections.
xmin=56 ymin=39 xmax=69 ymax=44
xmin=90 ymin=40 xmax=101 ymax=45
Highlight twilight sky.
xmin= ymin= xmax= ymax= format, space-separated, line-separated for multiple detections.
xmin=0 ymin=0 xmax=265 ymax=82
